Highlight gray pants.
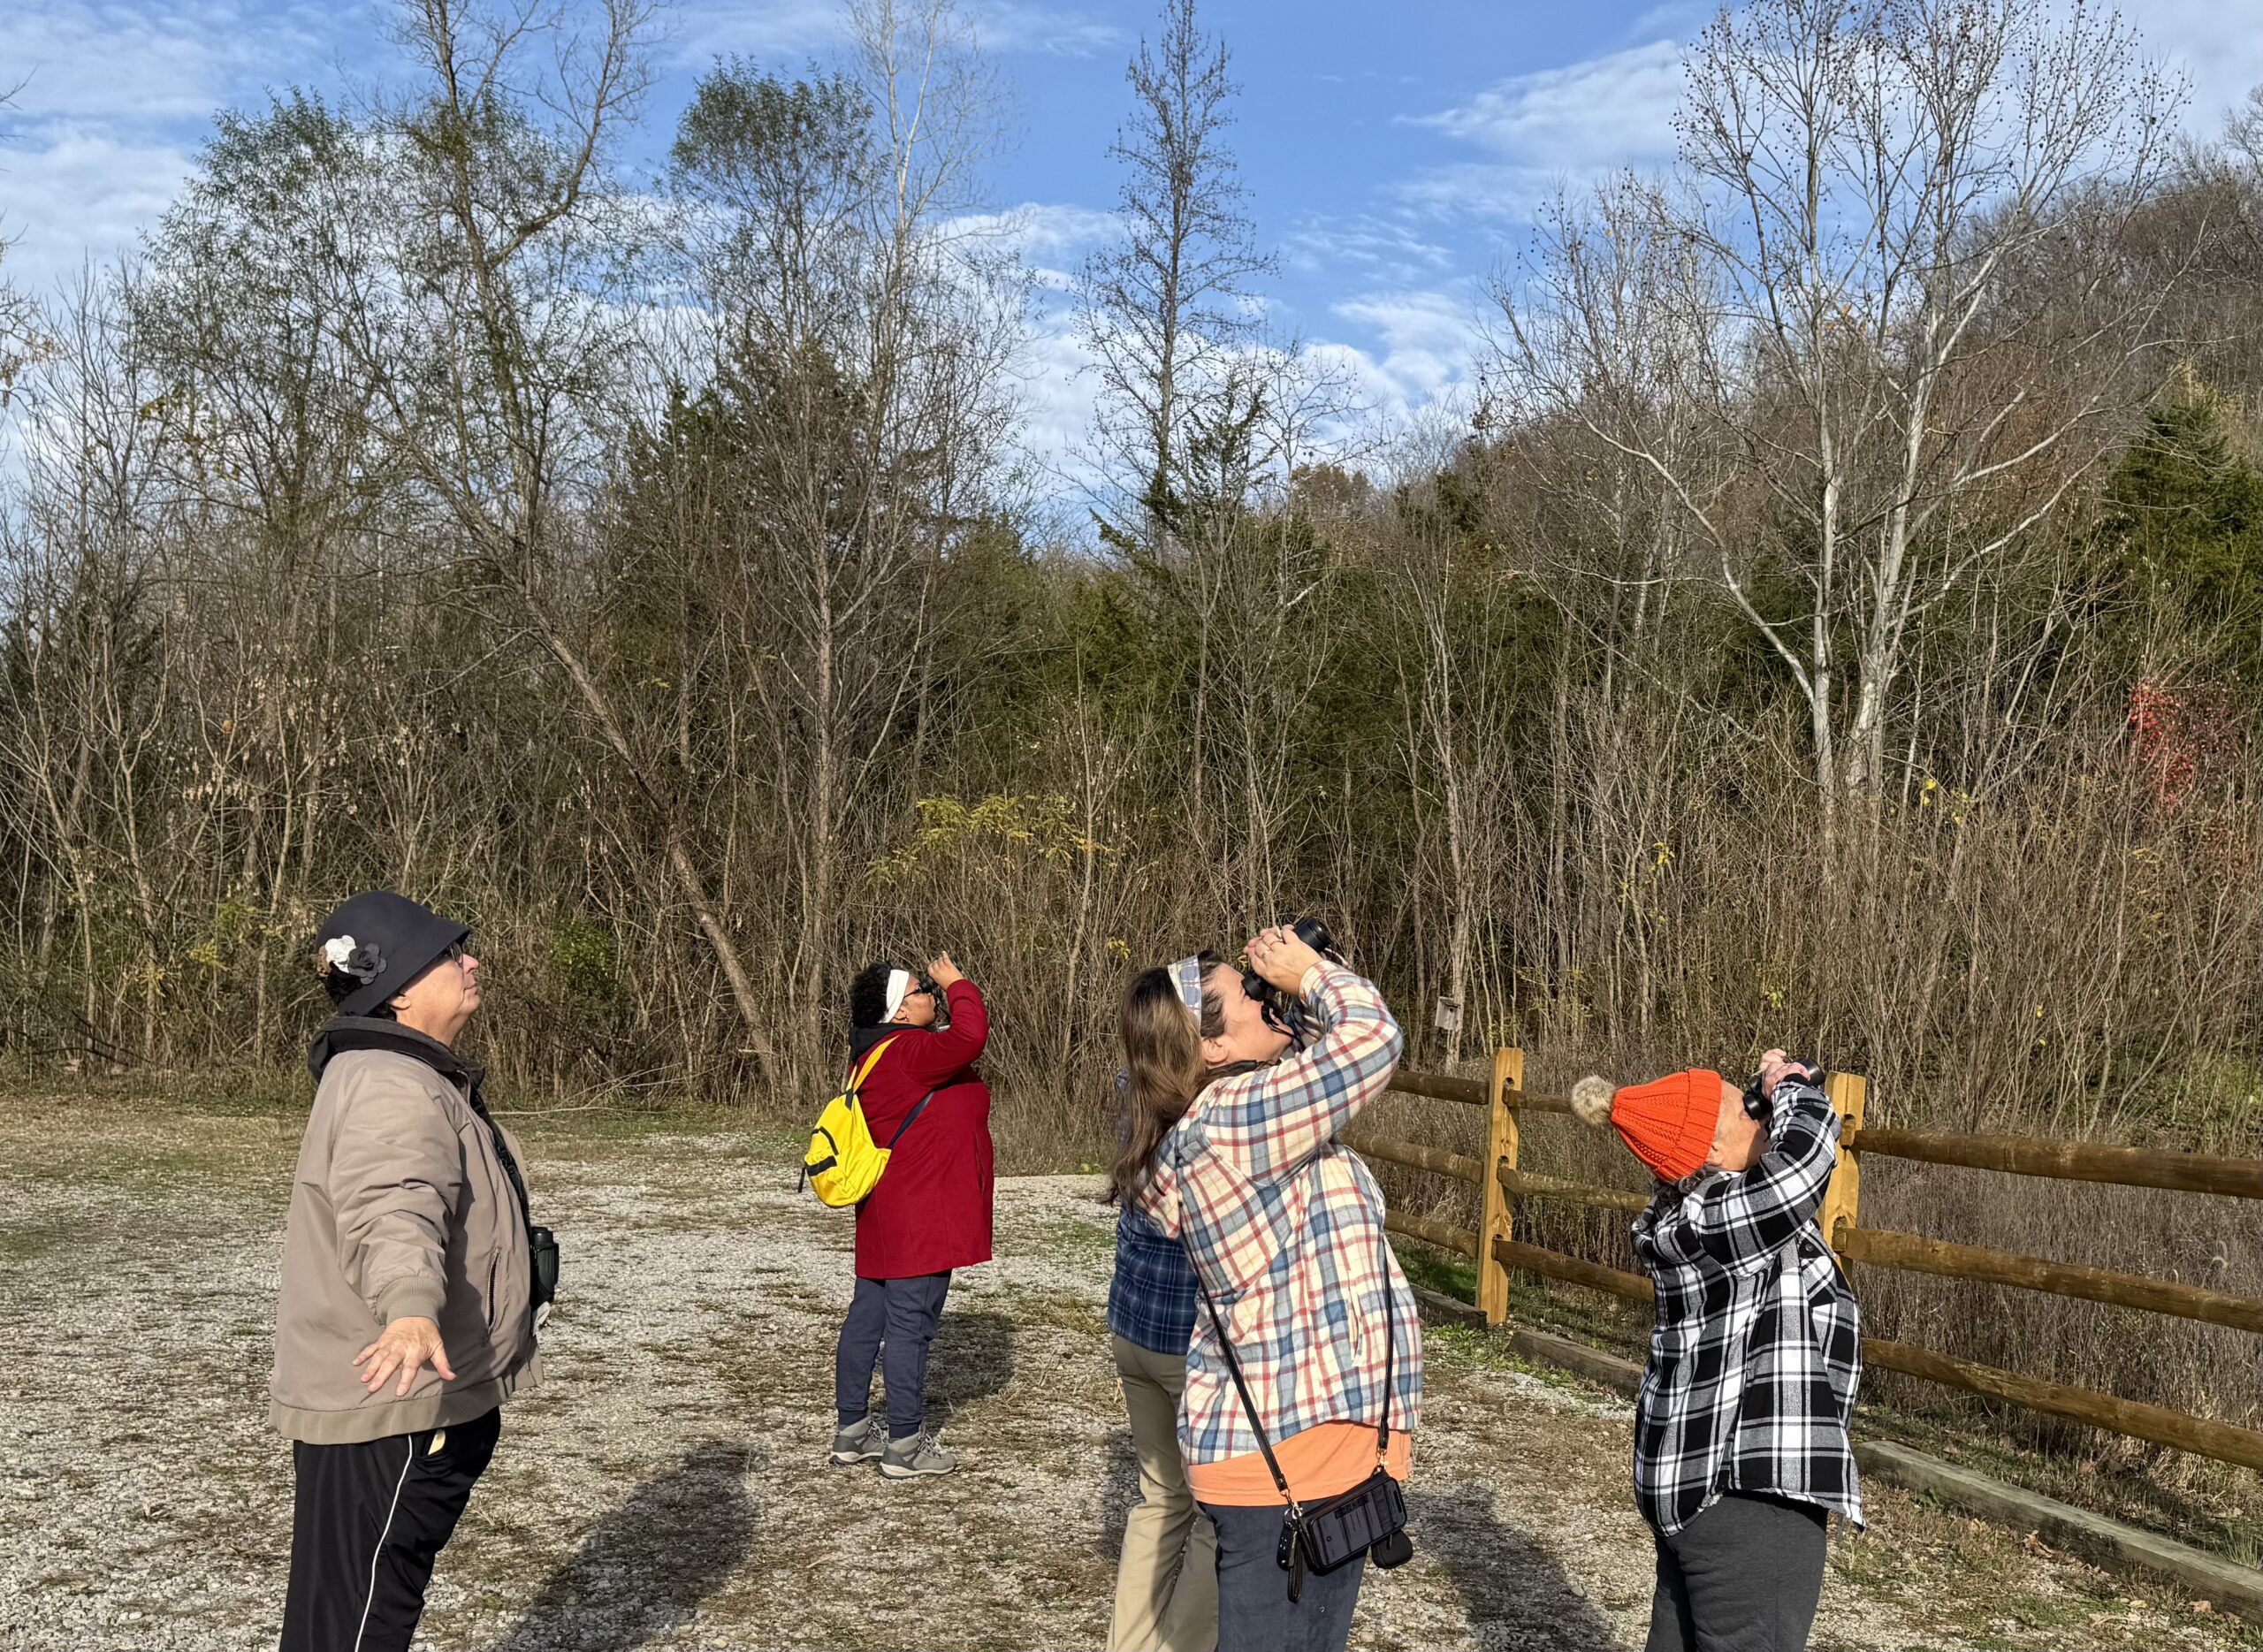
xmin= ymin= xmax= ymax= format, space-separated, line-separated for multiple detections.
xmin=1645 ymin=1491 xmax=1827 ymax=1652
xmin=834 ymin=1270 xmax=952 ymax=1439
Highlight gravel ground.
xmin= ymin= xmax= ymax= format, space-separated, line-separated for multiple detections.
xmin=0 ymin=1096 xmax=2253 ymax=1652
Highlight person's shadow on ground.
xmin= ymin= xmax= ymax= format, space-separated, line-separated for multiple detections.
xmin=923 ymin=1308 xmax=1017 ymax=1430
xmin=491 ymin=1439 xmax=754 ymax=1652
xmin=1408 ymin=1482 xmax=1622 ymax=1651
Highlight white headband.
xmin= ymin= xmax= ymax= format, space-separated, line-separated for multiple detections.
xmin=885 ymin=968 xmax=916 ymax=1019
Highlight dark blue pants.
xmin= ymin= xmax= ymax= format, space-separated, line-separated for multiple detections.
xmin=1201 ymin=1499 xmax=1368 ymax=1652
xmin=834 ymin=1270 xmax=952 ymax=1439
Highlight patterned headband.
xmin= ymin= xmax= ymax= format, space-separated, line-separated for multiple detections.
xmin=1170 ymin=955 xmax=1205 ymax=1020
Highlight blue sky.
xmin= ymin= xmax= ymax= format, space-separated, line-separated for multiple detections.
xmin=3 ymin=0 xmax=2257 ymax=474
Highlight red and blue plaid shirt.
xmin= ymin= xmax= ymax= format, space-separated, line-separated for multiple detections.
xmin=1136 ymin=965 xmax=1421 ymax=1465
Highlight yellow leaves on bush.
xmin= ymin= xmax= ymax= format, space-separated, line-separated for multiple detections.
xmin=868 ymin=794 xmax=1120 ymax=886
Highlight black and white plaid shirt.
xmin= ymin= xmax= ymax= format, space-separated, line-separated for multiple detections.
xmin=1629 ymin=1081 xmax=1863 ymax=1534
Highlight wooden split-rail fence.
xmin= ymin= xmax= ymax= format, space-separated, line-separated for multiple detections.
xmin=1347 ymin=1053 xmax=2263 ymax=1473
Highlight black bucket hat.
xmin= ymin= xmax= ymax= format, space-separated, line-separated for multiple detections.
xmin=315 ymin=891 xmax=471 ymax=1017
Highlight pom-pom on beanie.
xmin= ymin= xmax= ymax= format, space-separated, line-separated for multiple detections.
xmin=1568 ymin=1067 xmax=1722 ymax=1184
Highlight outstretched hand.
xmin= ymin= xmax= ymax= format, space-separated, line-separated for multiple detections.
xmin=1243 ymin=925 xmax=1324 ymax=993
xmin=354 ymin=1315 xmax=455 ymax=1397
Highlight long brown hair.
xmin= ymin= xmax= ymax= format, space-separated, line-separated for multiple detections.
xmin=1110 ymin=953 xmax=1226 ymax=1206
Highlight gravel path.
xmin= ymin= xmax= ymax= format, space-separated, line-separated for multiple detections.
xmin=0 ymin=1099 xmax=2252 ymax=1651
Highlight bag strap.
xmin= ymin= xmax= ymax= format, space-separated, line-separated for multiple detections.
xmin=887 ymin=1089 xmax=939 ymax=1148
xmin=1197 ymin=1282 xmax=1303 ymax=1516
xmin=1373 ymin=1219 xmax=1394 ymax=1462
xmin=1177 ymin=1141 xmax=1400 ymax=1511
xmin=848 ymin=1036 xmax=896 ymax=1096
xmin=467 ymin=1082 xmax=538 ymax=1242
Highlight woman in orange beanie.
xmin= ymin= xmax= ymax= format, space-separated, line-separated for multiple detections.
xmin=1570 ymin=1050 xmax=1861 ymax=1652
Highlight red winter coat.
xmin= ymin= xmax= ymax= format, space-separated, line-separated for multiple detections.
xmin=850 ymin=978 xmax=994 ymax=1280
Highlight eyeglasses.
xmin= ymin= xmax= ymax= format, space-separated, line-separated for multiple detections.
xmin=446 ymin=940 xmax=472 ymax=965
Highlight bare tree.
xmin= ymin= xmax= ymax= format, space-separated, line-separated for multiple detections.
xmin=662 ymin=0 xmax=1021 ymax=1071
xmin=316 ymin=0 xmax=796 ymax=1074
xmin=0 ymin=81 xmax=49 ymax=408
xmin=1078 ymin=0 xmax=1276 ymax=537
xmin=1495 ymin=0 xmax=2186 ymax=841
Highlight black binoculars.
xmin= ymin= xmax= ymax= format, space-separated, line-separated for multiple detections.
xmin=1243 ymin=917 xmax=1347 ymax=1042
xmin=1741 ymin=1059 xmax=1822 ymax=1122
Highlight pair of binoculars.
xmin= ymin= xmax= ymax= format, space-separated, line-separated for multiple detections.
xmin=1242 ymin=917 xmax=1347 ymax=1043
xmin=1741 ymin=1059 xmax=1822 ymax=1122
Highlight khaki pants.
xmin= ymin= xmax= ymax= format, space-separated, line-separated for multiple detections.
xmin=1109 ymin=1334 xmax=1219 ymax=1652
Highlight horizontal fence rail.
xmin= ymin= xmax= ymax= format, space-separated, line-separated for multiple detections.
xmin=1835 ymin=1226 xmax=2263 ymax=1334
xmin=1355 ymin=1052 xmax=2263 ymax=1474
xmin=1843 ymin=1127 xmax=2263 ymax=1199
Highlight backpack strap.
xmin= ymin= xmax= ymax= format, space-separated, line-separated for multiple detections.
xmin=848 ymin=1036 xmax=895 ymax=1094
xmin=888 ymin=1089 xmax=939 ymax=1147
xmin=856 ymin=1036 xmax=934 ymax=1150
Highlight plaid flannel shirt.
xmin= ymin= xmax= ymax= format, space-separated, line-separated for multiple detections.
xmin=1135 ymin=964 xmax=1421 ymax=1465
xmin=1109 ymin=1205 xmax=1200 ymax=1355
xmin=1630 ymin=1081 xmax=1863 ymax=1534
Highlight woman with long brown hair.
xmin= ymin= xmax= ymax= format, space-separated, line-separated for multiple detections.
xmin=1102 ymin=953 xmax=1223 ymax=1652
xmin=1116 ymin=926 xmax=1417 ymax=1652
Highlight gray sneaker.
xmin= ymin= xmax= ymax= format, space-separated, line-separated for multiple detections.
xmin=828 ymin=1416 xmax=885 ymax=1466
xmin=879 ymin=1430 xmax=959 ymax=1479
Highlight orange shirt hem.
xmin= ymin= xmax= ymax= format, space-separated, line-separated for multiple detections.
xmin=1186 ymin=1421 xmax=1413 ymax=1507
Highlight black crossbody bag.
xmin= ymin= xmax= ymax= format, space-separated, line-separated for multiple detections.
xmin=1191 ymin=1212 xmax=1413 ymax=1602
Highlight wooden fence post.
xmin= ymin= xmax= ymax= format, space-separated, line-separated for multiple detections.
xmin=1820 ymin=1070 xmax=1866 ymax=1252
xmin=1477 ymin=1046 xmax=1521 ymax=1325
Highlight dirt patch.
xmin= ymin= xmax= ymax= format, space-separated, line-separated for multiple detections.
xmin=0 ymin=1097 xmax=2252 ymax=1650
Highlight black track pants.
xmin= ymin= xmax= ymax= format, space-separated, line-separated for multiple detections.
xmin=279 ymin=1407 xmax=501 ymax=1652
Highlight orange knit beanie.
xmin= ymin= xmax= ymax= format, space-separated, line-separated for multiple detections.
xmin=1569 ymin=1068 xmax=1722 ymax=1183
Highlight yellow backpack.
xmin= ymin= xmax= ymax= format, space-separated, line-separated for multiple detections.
xmin=801 ymin=1039 xmax=933 ymax=1207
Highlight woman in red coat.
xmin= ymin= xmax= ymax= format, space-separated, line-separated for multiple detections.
xmin=828 ymin=949 xmax=994 ymax=1478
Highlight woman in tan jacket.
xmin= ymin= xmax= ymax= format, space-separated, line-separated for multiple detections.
xmin=272 ymin=891 xmax=547 ymax=1652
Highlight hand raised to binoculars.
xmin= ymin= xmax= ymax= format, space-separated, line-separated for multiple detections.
xmin=1243 ymin=925 xmax=1324 ymax=993
xmin=926 ymin=951 xmax=964 ymax=989
xmin=1757 ymin=1047 xmax=1816 ymax=1097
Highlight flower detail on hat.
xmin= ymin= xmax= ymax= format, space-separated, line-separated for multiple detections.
xmin=322 ymin=935 xmax=385 ymax=984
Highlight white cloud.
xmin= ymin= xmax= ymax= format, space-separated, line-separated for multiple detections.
xmin=0 ymin=0 xmax=371 ymax=298
xmin=1326 ymin=287 xmax=1482 ymax=413
xmin=1623 ymin=2 xmax=1711 ymax=47
xmin=950 ymin=199 xmax=1117 ymax=289
xmin=1009 ymin=306 xmax=1102 ymax=490
xmin=1283 ymin=213 xmax=1453 ymax=286
xmin=1400 ymin=39 xmax=1686 ymax=220
xmin=2136 ymin=0 xmax=2263 ymax=135
xmin=971 ymin=3 xmax=1124 ymax=58
xmin=0 ymin=128 xmax=194 ymax=297
xmin=670 ymin=0 xmax=1123 ymax=66
xmin=667 ymin=0 xmax=846 ymax=63
xmin=1409 ymin=40 xmax=1685 ymax=167
xmin=0 ymin=0 xmax=351 ymax=124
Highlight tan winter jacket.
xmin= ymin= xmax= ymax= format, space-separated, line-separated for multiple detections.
xmin=270 ymin=1024 xmax=539 ymax=1444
